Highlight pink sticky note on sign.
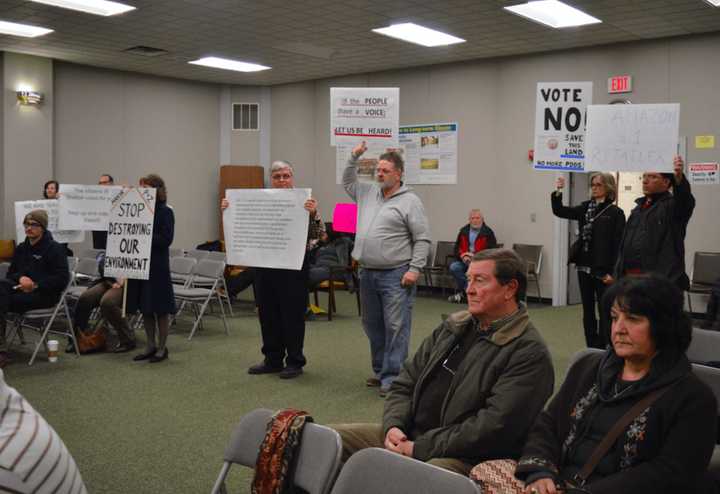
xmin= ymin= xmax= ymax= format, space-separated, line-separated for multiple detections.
xmin=332 ymin=203 xmax=358 ymax=234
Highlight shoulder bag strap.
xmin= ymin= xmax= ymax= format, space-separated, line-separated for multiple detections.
xmin=574 ymin=380 xmax=678 ymax=484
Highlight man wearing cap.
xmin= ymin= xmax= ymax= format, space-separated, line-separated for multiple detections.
xmin=614 ymin=156 xmax=695 ymax=290
xmin=0 ymin=210 xmax=69 ymax=367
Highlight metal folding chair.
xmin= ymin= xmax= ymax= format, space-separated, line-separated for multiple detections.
xmin=173 ymin=259 xmax=229 ymax=340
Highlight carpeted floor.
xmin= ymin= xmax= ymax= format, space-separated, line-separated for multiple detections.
xmin=3 ymin=292 xmax=584 ymax=493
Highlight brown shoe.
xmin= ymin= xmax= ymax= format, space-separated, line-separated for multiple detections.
xmin=0 ymin=352 xmax=11 ymax=369
xmin=365 ymin=377 xmax=381 ymax=387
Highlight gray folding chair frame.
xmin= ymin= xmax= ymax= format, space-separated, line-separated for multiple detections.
xmin=691 ymin=363 xmax=720 ymax=481
xmin=512 ymin=243 xmax=543 ymax=301
xmin=173 ymin=259 xmax=229 ymax=340
xmin=211 ymin=408 xmax=342 ymax=494
xmin=329 ymin=447 xmax=479 ymax=494
xmin=8 ymin=257 xmax=80 ymax=365
xmin=687 ymin=252 xmax=720 ymax=314
xmin=687 ymin=328 xmax=720 ymax=364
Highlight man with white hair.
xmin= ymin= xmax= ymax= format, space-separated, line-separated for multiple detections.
xmin=344 ymin=141 xmax=431 ymax=396
xmin=222 ymin=161 xmax=324 ymax=379
xmin=448 ymin=209 xmax=497 ymax=304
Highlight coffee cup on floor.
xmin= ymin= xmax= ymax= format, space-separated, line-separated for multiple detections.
xmin=47 ymin=340 xmax=59 ymax=363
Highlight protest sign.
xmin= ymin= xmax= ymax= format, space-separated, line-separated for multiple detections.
xmin=332 ymin=203 xmax=358 ymax=234
xmin=58 ymin=184 xmax=122 ymax=231
xmin=584 ymin=103 xmax=680 ymax=173
xmin=14 ymin=200 xmax=84 ymax=244
xmin=104 ymin=187 xmax=156 ymax=280
xmin=689 ymin=162 xmax=719 ymax=185
xmin=330 ymin=87 xmax=399 ymax=146
xmin=534 ymin=82 xmax=593 ymax=172
xmin=223 ymin=188 xmax=310 ymax=270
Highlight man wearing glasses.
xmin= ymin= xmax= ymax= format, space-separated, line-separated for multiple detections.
xmin=0 ymin=210 xmax=69 ymax=367
xmin=92 ymin=173 xmax=114 ymax=249
xmin=332 ymin=249 xmax=554 ymax=475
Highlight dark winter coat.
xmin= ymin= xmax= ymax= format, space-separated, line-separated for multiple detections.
xmin=516 ymin=351 xmax=717 ymax=494
xmin=452 ymin=223 xmax=498 ymax=260
xmin=614 ymin=178 xmax=695 ymax=290
xmin=7 ymin=231 xmax=69 ymax=300
xmin=125 ymin=202 xmax=176 ymax=315
xmin=551 ymin=193 xmax=626 ymax=276
xmin=383 ymin=307 xmax=554 ymax=464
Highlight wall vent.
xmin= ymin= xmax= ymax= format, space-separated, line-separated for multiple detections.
xmin=233 ymin=103 xmax=259 ymax=131
xmin=123 ymin=45 xmax=168 ymax=57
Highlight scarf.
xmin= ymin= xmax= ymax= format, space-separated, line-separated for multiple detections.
xmin=252 ymin=409 xmax=313 ymax=494
xmin=581 ymin=200 xmax=598 ymax=254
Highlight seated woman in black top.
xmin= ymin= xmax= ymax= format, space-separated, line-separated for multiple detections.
xmin=514 ymin=274 xmax=717 ymax=494
xmin=551 ymin=174 xmax=625 ymax=349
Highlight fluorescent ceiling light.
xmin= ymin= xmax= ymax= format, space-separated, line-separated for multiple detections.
xmin=189 ymin=57 xmax=271 ymax=73
xmin=372 ymin=23 xmax=465 ymax=47
xmin=704 ymin=0 xmax=720 ymax=6
xmin=0 ymin=20 xmax=53 ymax=37
xmin=29 ymin=0 xmax=135 ymax=17
xmin=504 ymin=1 xmax=602 ymax=28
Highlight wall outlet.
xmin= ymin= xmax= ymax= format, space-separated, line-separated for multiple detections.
xmin=530 ymin=213 xmax=536 ymax=223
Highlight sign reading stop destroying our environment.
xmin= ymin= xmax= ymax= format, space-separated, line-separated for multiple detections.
xmin=104 ymin=187 xmax=156 ymax=281
xmin=534 ymin=82 xmax=593 ymax=172
xmin=330 ymin=87 xmax=399 ymax=146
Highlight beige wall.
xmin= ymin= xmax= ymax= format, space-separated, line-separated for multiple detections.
xmin=53 ymin=63 xmax=221 ymax=249
xmin=2 ymin=53 xmax=54 ymax=237
xmin=269 ymin=33 xmax=720 ymax=299
xmin=229 ymin=86 xmax=262 ymax=166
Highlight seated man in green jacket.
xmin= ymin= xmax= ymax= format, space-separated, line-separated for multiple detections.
xmin=332 ymin=249 xmax=554 ymax=475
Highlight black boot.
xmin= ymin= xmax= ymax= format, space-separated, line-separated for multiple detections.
xmin=702 ymin=295 xmax=719 ymax=330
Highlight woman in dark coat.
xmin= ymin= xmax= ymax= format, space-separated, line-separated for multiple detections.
xmin=513 ymin=275 xmax=717 ymax=494
xmin=127 ymin=174 xmax=176 ymax=363
xmin=551 ymin=173 xmax=625 ymax=348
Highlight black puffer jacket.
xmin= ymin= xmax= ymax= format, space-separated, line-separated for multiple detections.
xmin=614 ymin=178 xmax=695 ymax=289
xmin=7 ymin=231 xmax=69 ymax=299
xmin=551 ymin=193 xmax=626 ymax=276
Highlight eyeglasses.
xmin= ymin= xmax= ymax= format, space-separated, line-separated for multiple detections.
xmin=98 ymin=180 xmax=111 ymax=185
xmin=442 ymin=344 xmax=461 ymax=376
xmin=271 ymin=173 xmax=292 ymax=180
xmin=23 ymin=222 xmax=41 ymax=229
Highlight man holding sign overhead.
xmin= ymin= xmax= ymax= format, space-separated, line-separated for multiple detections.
xmin=614 ymin=156 xmax=695 ymax=290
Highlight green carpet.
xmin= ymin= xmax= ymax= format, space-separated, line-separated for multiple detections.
xmin=4 ymin=293 xmax=584 ymax=493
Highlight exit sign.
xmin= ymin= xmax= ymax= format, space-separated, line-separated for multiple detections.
xmin=608 ymin=75 xmax=632 ymax=94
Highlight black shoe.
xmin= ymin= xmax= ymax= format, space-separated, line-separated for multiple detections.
xmin=133 ymin=348 xmax=157 ymax=361
xmin=113 ymin=341 xmax=137 ymax=354
xmin=149 ymin=348 xmax=168 ymax=363
xmin=65 ymin=340 xmax=76 ymax=354
xmin=279 ymin=366 xmax=303 ymax=379
xmin=248 ymin=362 xmax=283 ymax=375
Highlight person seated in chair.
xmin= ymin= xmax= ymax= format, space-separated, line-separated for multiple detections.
xmin=307 ymin=228 xmax=355 ymax=292
xmin=331 ymin=249 xmax=554 ymax=475
xmin=448 ymin=209 xmax=497 ymax=303
xmin=0 ymin=210 xmax=69 ymax=368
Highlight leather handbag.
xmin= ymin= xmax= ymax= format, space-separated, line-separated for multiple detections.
xmin=77 ymin=328 xmax=107 ymax=354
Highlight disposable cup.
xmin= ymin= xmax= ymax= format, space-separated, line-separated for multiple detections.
xmin=47 ymin=340 xmax=59 ymax=363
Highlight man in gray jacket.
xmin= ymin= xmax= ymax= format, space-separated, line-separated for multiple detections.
xmin=332 ymin=249 xmax=554 ymax=474
xmin=344 ymin=141 xmax=431 ymax=395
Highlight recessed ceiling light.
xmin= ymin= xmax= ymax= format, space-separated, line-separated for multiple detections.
xmin=704 ymin=0 xmax=720 ymax=6
xmin=372 ymin=23 xmax=465 ymax=47
xmin=189 ymin=57 xmax=271 ymax=73
xmin=504 ymin=1 xmax=602 ymax=28
xmin=29 ymin=0 xmax=135 ymax=17
xmin=0 ymin=20 xmax=53 ymax=37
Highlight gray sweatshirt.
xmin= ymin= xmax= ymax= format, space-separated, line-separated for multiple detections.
xmin=343 ymin=156 xmax=431 ymax=272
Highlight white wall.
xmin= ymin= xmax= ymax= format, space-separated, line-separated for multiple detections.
xmin=268 ymin=33 xmax=720 ymax=299
xmin=53 ymin=63 xmax=221 ymax=249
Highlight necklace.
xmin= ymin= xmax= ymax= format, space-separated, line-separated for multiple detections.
xmin=613 ymin=379 xmax=637 ymax=398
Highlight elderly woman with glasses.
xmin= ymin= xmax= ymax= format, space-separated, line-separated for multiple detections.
xmin=221 ymin=161 xmax=325 ymax=379
xmin=551 ymin=174 xmax=626 ymax=349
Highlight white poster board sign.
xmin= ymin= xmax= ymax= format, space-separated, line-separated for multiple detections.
xmin=330 ymin=87 xmax=399 ymax=146
xmin=14 ymin=200 xmax=85 ymax=245
xmin=58 ymin=184 xmax=123 ymax=231
xmin=335 ymin=123 xmax=459 ymax=185
xmin=534 ymin=82 xmax=593 ymax=172
xmin=584 ymin=104 xmax=680 ymax=172
xmin=223 ymin=188 xmax=310 ymax=270
xmin=689 ymin=162 xmax=719 ymax=185
xmin=104 ymin=187 xmax=156 ymax=281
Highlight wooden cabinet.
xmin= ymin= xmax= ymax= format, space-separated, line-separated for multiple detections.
xmin=219 ymin=165 xmax=264 ymax=238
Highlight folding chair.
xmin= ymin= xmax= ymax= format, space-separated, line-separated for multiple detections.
xmin=211 ymin=408 xmax=343 ymax=494
xmin=79 ymin=248 xmax=104 ymax=260
xmin=422 ymin=241 xmax=456 ymax=296
xmin=170 ymin=256 xmax=197 ymax=288
xmin=687 ymin=252 xmax=720 ymax=314
xmin=186 ymin=249 xmax=210 ymax=263
xmin=691 ymin=363 xmax=720 ymax=481
xmin=67 ymin=257 xmax=100 ymax=297
xmin=169 ymin=247 xmax=185 ymax=258
xmin=313 ymin=261 xmax=361 ymax=321
xmin=173 ymin=259 xmax=229 ymax=340
xmin=329 ymin=447 xmax=479 ymax=494
xmin=9 ymin=257 xmax=80 ymax=365
xmin=190 ymin=252 xmax=233 ymax=316
xmin=512 ymin=243 xmax=543 ymax=301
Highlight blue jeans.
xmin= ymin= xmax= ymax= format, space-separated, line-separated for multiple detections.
xmin=359 ymin=265 xmax=416 ymax=388
xmin=449 ymin=260 xmax=468 ymax=291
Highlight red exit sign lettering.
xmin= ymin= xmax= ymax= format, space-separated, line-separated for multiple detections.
xmin=608 ymin=75 xmax=632 ymax=94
